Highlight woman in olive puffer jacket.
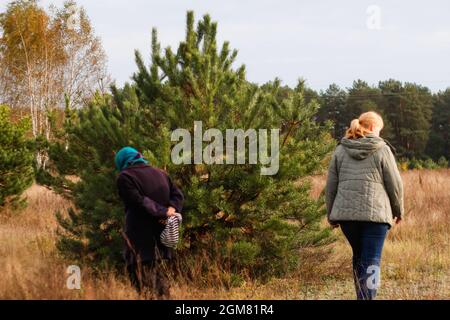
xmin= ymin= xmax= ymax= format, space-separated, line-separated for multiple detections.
xmin=326 ymin=111 xmax=404 ymax=300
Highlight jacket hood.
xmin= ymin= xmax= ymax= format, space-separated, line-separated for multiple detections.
xmin=340 ymin=134 xmax=386 ymax=160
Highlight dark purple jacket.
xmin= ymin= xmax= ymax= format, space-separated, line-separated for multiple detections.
xmin=116 ymin=164 xmax=184 ymax=265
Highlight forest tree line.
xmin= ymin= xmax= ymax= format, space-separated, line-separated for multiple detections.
xmin=278 ymin=80 xmax=449 ymax=163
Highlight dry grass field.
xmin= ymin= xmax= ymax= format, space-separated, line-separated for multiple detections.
xmin=0 ymin=169 xmax=449 ymax=300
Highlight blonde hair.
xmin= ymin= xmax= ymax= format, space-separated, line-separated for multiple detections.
xmin=345 ymin=111 xmax=384 ymax=139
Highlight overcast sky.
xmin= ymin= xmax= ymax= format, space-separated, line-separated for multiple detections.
xmin=2 ymin=0 xmax=449 ymax=92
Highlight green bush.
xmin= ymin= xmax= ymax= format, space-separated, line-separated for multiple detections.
xmin=437 ymin=156 xmax=449 ymax=168
xmin=0 ymin=105 xmax=34 ymax=208
xmin=422 ymin=158 xmax=439 ymax=169
xmin=407 ymin=158 xmax=423 ymax=170
xmin=400 ymin=157 xmax=448 ymax=170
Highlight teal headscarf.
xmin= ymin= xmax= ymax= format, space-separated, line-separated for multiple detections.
xmin=115 ymin=147 xmax=148 ymax=171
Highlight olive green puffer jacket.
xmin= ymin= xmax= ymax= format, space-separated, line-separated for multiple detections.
xmin=325 ymin=133 xmax=404 ymax=226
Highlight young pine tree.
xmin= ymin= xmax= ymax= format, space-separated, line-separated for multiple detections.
xmin=49 ymin=12 xmax=335 ymax=279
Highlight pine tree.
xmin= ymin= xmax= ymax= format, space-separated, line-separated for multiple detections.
xmin=426 ymin=89 xmax=450 ymax=161
xmin=48 ymin=12 xmax=335 ymax=278
xmin=345 ymin=80 xmax=399 ymax=143
xmin=346 ymin=80 xmax=381 ymax=118
xmin=317 ymin=84 xmax=348 ymax=139
xmin=0 ymin=104 xmax=34 ymax=208
xmin=379 ymin=80 xmax=433 ymax=157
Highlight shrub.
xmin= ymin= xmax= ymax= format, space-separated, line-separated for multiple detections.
xmin=0 ymin=105 xmax=34 ymax=208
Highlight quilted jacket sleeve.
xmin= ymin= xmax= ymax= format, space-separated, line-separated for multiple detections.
xmin=325 ymin=149 xmax=339 ymax=220
xmin=381 ymin=146 xmax=404 ymax=219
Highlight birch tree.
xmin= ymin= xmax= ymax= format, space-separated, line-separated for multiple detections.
xmin=53 ymin=1 xmax=110 ymax=108
xmin=0 ymin=0 xmax=65 ymax=168
xmin=0 ymin=0 xmax=109 ymax=168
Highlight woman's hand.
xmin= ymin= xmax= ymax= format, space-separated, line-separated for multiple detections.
xmin=394 ymin=217 xmax=402 ymax=225
xmin=167 ymin=206 xmax=176 ymax=217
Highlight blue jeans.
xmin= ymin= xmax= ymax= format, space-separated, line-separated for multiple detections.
xmin=340 ymin=221 xmax=390 ymax=300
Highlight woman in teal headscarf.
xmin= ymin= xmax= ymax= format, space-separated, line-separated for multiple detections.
xmin=115 ymin=146 xmax=148 ymax=171
xmin=115 ymin=146 xmax=184 ymax=298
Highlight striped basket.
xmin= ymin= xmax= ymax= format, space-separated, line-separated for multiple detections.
xmin=160 ymin=213 xmax=182 ymax=248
